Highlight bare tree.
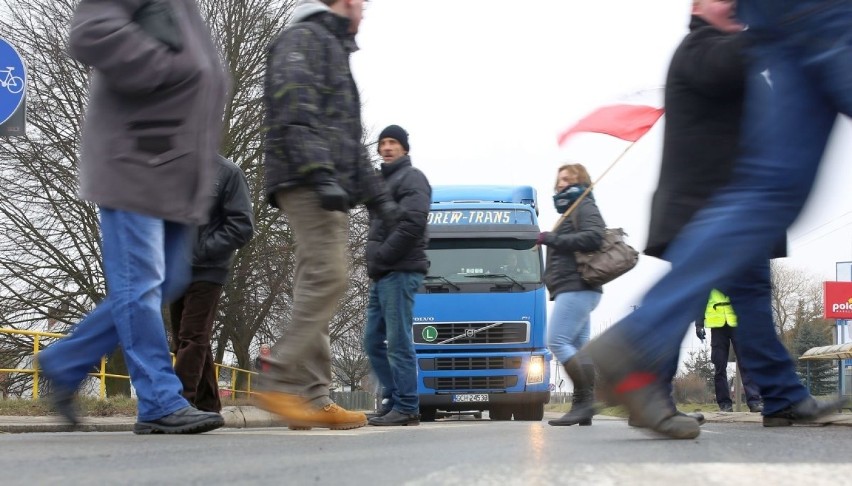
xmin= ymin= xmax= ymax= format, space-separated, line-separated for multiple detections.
xmin=770 ymin=261 xmax=824 ymax=346
xmin=0 ymin=0 xmax=383 ymax=398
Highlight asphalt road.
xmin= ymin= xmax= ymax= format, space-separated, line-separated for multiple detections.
xmin=2 ymin=415 xmax=850 ymax=485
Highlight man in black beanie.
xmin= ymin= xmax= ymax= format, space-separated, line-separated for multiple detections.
xmin=377 ymin=125 xmax=410 ymax=153
xmin=364 ymin=125 xmax=431 ymax=426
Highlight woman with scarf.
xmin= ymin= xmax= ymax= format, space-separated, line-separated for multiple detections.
xmin=536 ymin=163 xmax=605 ymax=426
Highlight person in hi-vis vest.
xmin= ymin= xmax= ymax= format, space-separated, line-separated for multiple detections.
xmin=696 ymin=289 xmax=762 ymax=412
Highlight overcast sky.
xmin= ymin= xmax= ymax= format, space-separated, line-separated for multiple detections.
xmin=349 ymin=1 xmax=852 ymax=360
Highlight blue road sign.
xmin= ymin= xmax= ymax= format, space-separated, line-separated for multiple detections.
xmin=0 ymin=37 xmax=27 ymax=126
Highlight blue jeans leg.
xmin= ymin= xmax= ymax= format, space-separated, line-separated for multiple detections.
xmin=38 ymin=208 xmax=189 ymax=421
xmin=721 ymin=261 xmax=805 ymax=413
xmin=363 ymin=272 xmax=424 ymax=414
xmin=606 ymin=5 xmax=845 ymax=404
xmin=547 ymin=291 xmax=601 ymax=365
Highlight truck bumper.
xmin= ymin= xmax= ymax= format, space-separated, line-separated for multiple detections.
xmin=419 ymin=391 xmax=550 ymax=410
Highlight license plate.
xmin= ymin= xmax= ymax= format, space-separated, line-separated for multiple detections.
xmin=452 ymin=394 xmax=489 ymax=403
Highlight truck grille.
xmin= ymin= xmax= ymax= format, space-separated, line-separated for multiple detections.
xmin=420 ymin=357 xmax=522 ymax=371
xmin=423 ymin=376 xmax=518 ymax=391
xmin=413 ymin=321 xmax=529 ymax=345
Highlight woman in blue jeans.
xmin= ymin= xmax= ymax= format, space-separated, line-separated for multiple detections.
xmin=537 ymin=163 xmax=605 ymax=426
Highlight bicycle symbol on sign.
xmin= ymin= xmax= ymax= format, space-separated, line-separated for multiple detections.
xmin=1 ymin=66 xmax=24 ymax=94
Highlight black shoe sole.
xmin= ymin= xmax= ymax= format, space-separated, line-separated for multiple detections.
xmin=367 ymin=420 xmax=420 ymax=426
xmin=547 ymin=420 xmax=592 ymax=426
xmin=133 ymin=416 xmax=225 ymax=435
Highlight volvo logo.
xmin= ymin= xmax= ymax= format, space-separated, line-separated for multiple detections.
xmin=465 ymin=329 xmax=476 ymax=338
xmin=413 ymin=317 xmax=435 ymax=322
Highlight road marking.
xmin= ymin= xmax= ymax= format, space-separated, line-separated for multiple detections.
xmin=406 ymin=463 xmax=852 ymax=485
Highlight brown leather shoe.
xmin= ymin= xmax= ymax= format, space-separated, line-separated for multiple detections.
xmin=294 ymin=403 xmax=367 ymax=430
xmin=254 ymin=391 xmax=312 ymax=423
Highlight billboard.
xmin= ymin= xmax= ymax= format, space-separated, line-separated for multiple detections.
xmin=823 ymin=281 xmax=852 ymax=319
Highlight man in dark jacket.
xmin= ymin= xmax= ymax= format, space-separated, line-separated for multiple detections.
xmin=257 ymin=0 xmax=401 ymax=430
xmin=634 ymin=0 xmax=749 ymax=429
xmin=36 ymin=0 xmax=229 ymax=434
xmin=170 ymin=155 xmax=254 ymax=413
xmin=363 ymin=125 xmax=431 ymax=426
xmin=584 ymin=0 xmax=846 ymax=440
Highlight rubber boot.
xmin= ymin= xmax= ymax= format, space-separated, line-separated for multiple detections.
xmin=548 ymin=359 xmax=596 ymax=426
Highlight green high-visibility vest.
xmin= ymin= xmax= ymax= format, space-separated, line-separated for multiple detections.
xmin=704 ymin=289 xmax=737 ymax=328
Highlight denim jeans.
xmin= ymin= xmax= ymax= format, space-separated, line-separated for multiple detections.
xmin=606 ymin=0 xmax=852 ymax=415
xmin=547 ymin=291 xmax=601 ymax=365
xmin=364 ymin=271 xmax=424 ymax=415
xmin=37 ymin=208 xmax=191 ymax=421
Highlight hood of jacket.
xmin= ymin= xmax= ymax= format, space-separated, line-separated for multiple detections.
xmin=292 ymin=0 xmax=332 ymax=22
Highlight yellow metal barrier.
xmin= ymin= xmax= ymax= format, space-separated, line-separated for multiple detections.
xmin=0 ymin=327 xmax=257 ymax=400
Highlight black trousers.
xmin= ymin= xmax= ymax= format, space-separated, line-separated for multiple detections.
xmin=711 ymin=325 xmax=761 ymax=408
xmin=169 ymin=281 xmax=223 ymax=413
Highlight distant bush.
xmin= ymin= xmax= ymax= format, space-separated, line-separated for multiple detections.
xmin=673 ymin=372 xmax=712 ymax=404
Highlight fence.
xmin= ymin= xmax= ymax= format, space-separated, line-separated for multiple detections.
xmin=0 ymin=327 xmax=257 ymax=400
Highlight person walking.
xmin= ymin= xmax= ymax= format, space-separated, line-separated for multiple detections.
xmin=257 ymin=0 xmax=402 ymax=430
xmin=363 ymin=125 xmax=431 ymax=426
xmin=631 ymin=0 xmax=765 ymax=428
xmin=37 ymin=0 xmax=229 ymax=434
xmin=696 ymin=289 xmax=762 ymax=412
xmin=537 ymin=163 xmax=605 ymax=427
xmin=583 ymin=0 xmax=850 ymax=440
xmin=169 ymin=155 xmax=254 ymax=413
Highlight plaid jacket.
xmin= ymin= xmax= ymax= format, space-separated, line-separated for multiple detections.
xmin=263 ymin=12 xmax=385 ymax=208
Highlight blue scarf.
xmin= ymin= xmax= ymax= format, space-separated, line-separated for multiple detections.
xmin=553 ymin=184 xmax=592 ymax=214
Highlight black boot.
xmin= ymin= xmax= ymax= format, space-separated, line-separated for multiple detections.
xmin=548 ymin=359 xmax=596 ymax=426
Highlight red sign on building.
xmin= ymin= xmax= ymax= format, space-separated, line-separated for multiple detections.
xmin=823 ymin=281 xmax=852 ymax=319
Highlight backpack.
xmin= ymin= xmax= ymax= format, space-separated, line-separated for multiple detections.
xmin=570 ymin=213 xmax=639 ymax=286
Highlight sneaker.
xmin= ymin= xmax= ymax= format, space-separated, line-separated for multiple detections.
xmin=763 ymin=396 xmax=848 ymax=427
xmin=368 ymin=409 xmax=420 ymax=426
xmin=133 ymin=406 xmax=224 ymax=435
xmin=719 ymin=404 xmax=733 ymax=412
xmin=748 ymin=403 xmax=763 ymax=413
xmin=584 ymin=330 xmax=700 ymax=440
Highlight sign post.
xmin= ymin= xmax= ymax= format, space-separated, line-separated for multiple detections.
xmin=0 ymin=37 xmax=27 ymax=137
xmin=832 ymin=261 xmax=852 ymax=397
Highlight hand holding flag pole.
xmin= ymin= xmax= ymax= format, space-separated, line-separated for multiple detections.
xmin=552 ymin=104 xmax=665 ymax=231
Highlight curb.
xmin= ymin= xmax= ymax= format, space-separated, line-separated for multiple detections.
xmin=221 ymin=406 xmax=287 ymax=429
xmin=1 ymin=408 xmax=849 ymax=433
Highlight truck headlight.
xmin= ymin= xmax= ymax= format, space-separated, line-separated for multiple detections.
xmin=527 ymin=355 xmax=545 ymax=384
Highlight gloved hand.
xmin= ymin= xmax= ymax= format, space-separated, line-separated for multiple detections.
xmin=374 ymin=200 xmax=405 ymax=229
xmin=696 ymin=327 xmax=706 ymax=342
xmin=536 ymin=232 xmax=552 ymax=246
xmin=308 ymin=170 xmax=349 ymax=212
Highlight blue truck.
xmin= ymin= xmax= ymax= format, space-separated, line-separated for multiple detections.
xmin=413 ymin=185 xmax=551 ymax=421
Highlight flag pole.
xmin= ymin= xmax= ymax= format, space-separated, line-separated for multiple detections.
xmin=551 ymin=141 xmax=637 ymax=232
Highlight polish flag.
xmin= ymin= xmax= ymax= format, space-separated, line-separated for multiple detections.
xmin=558 ymin=103 xmax=664 ymax=146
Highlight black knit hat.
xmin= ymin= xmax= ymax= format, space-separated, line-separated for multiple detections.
xmin=378 ymin=125 xmax=409 ymax=153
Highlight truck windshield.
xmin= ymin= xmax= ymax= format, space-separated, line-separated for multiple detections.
xmin=425 ymin=242 xmax=542 ymax=284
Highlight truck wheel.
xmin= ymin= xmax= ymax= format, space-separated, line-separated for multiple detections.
xmin=420 ymin=408 xmax=437 ymax=422
xmin=513 ymin=403 xmax=544 ymax=421
xmin=489 ymin=406 xmax=512 ymax=421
